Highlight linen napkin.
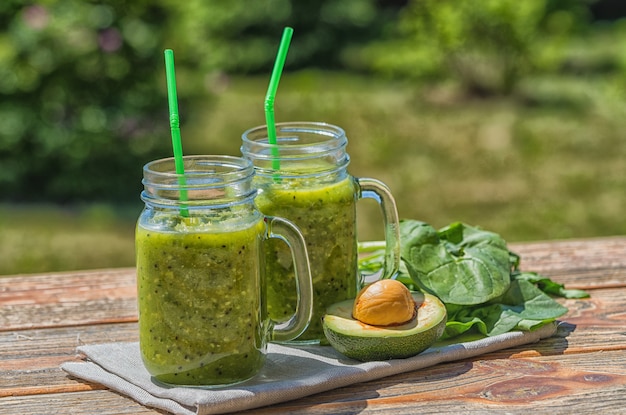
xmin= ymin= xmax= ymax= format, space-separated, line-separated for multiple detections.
xmin=61 ymin=322 xmax=557 ymax=415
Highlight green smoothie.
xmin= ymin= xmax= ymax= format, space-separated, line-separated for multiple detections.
xmin=136 ymin=215 xmax=268 ymax=386
xmin=254 ymin=176 xmax=359 ymax=342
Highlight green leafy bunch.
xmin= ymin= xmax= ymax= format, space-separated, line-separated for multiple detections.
xmin=359 ymin=220 xmax=589 ymax=340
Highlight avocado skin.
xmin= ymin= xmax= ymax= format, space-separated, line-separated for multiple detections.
xmin=322 ymin=292 xmax=447 ymax=362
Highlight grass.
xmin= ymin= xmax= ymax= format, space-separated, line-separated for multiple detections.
xmin=187 ymin=70 xmax=626 ymax=241
xmin=2 ymin=70 xmax=626 ymax=275
xmin=0 ymin=204 xmax=138 ymax=275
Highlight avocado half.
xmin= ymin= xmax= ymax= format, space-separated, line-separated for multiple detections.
xmin=322 ymin=291 xmax=447 ymax=361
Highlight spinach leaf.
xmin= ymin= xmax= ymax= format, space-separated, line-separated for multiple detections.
xmin=400 ymin=220 xmax=511 ymax=305
xmin=358 ymin=221 xmax=589 ymax=342
xmin=440 ymin=277 xmax=568 ymax=339
xmin=512 ymin=271 xmax=590 ymax=299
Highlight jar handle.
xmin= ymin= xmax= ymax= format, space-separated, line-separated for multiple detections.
xmin=264 ymin=216 xmax=314 ymax=342
xmin=356 ymin=178 xmax=401 ymax=280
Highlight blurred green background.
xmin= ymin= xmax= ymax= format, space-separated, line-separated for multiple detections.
xmin=1 ymin=0 xmax=625 ymax=275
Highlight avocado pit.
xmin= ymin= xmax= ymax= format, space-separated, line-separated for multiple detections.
xmin=352 ymin=279 xmax=417 ymax=327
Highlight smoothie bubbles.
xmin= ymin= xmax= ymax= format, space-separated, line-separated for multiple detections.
xmin=135 ymin=51 xmax=313 ymax=387
xmin=241 ymin=28 xmax=401 ymax=344
xmin=136 ymin=156 xmax=313 ymax=386
xmin=241 ymin=123 xmax=401 ymax=343
xmin=241 ymin=28 xmax=400 ymax=344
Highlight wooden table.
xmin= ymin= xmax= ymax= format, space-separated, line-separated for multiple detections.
xmin=2 ymin=236 xmax=626 ymax=414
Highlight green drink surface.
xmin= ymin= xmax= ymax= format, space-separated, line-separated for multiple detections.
xmin=255 ymin=176 xmax=359 ymax=342
xmin=136 ymin=217 xmax=267 ymax=386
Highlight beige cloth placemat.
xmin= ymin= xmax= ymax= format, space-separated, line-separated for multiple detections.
xmin=61 ymin=323 xmax=557 ymax=415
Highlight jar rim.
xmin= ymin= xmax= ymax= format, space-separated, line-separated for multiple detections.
xmin=241 ymin=121 xmax=346 ymax=158
xmin=143 ymin=155 xmax=254 ymax=188
xmin=141 ymin=155 xmax=257 ymax=209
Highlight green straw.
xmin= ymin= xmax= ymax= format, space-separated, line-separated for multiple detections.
xmin=264 ymin=27 xmax=294 ymax=172
xmin=164 ymin=49 xmax=189 ymax=217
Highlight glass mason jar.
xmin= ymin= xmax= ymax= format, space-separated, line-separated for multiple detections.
xmin=241 ymin=122 xmax=400 ymax=343
xmin=136 ymin=155 xmax=313 ymax=386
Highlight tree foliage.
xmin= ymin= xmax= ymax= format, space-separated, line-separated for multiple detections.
xmin=163 ymin=0 xmax=388 ymax=73
xmin=0 ymin=1 xmax=173 ymax=202
xmin=0 ymin=0 xmax=391 ymax=203
xmin=0 ymin=0 xmax=617 ymax=203
xmin=353 ymin=0 xmax=594 ymax=95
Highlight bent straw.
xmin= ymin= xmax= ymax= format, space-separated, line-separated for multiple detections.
xmin=264 ymin=27 xmax=294 ymax=172
xmin=164 ymin=49 xmax=189 ymax=217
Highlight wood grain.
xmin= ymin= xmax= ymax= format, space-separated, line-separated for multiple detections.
xmin=0 ymin=269 xmax=138 ymax=331
xmin=1 ymin=237 xmax=625 ymax=414
xmin=509 ymin=236 xmax=626 ymax=289
xmin=241 ymin=351 xmax=626 ymax=414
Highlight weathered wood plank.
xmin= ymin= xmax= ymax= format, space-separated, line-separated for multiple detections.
xmin=1 ymin=289 xmax=623 ymax=370
xmin=2 ymin=287 xmax=624 ymax=394
xmin=510 ymin=236 xmax=626 ymax=269
xmin=0 ymin=323 xmax=139 ymax=392
xmin=0 ymin=268 xmax=137 ymax=306
xmin=0 ymin=369 xmax=104 ymax=397
xmin=510 ymin=236 xmax=626 ymax=289
xmin=244 ymin=350 xmax=626 ymax=414
xmin=0 ymin=269 xmax=138 ymax=331
xmin=0 ymin=297 xmax=138 ymax=331
xmin=4 ymin=352 xmax=624 ymax=415
xmin=2 ymin=238 xmax=624 ymax=332
xmin=249 ymin=385 xmax=626 ymax=415
xmin=0 ymin=268 xmax=136 ymax=302
xmin=0 ymin=318 xmax=626 ymax=406
xmin=1 ymin=237 xmax=625 ymax=414
xmin=559 ymin=287 xmax=626 ymax=327
xmin=0 ymin=390 xmax=166 ymax=415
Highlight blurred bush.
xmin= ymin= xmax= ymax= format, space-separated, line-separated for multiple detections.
xmin=348 ymin=0 xmax=597 ymax=96
xmin=0 ymin=0 xmax=395 ymax=203
xmin=0 ymin=1 xmax=177 ymax=202
xmin=165 ymin=0 xmax=395 ymax=73
xmin=1 ymin=0 xmax=623 ymax=204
